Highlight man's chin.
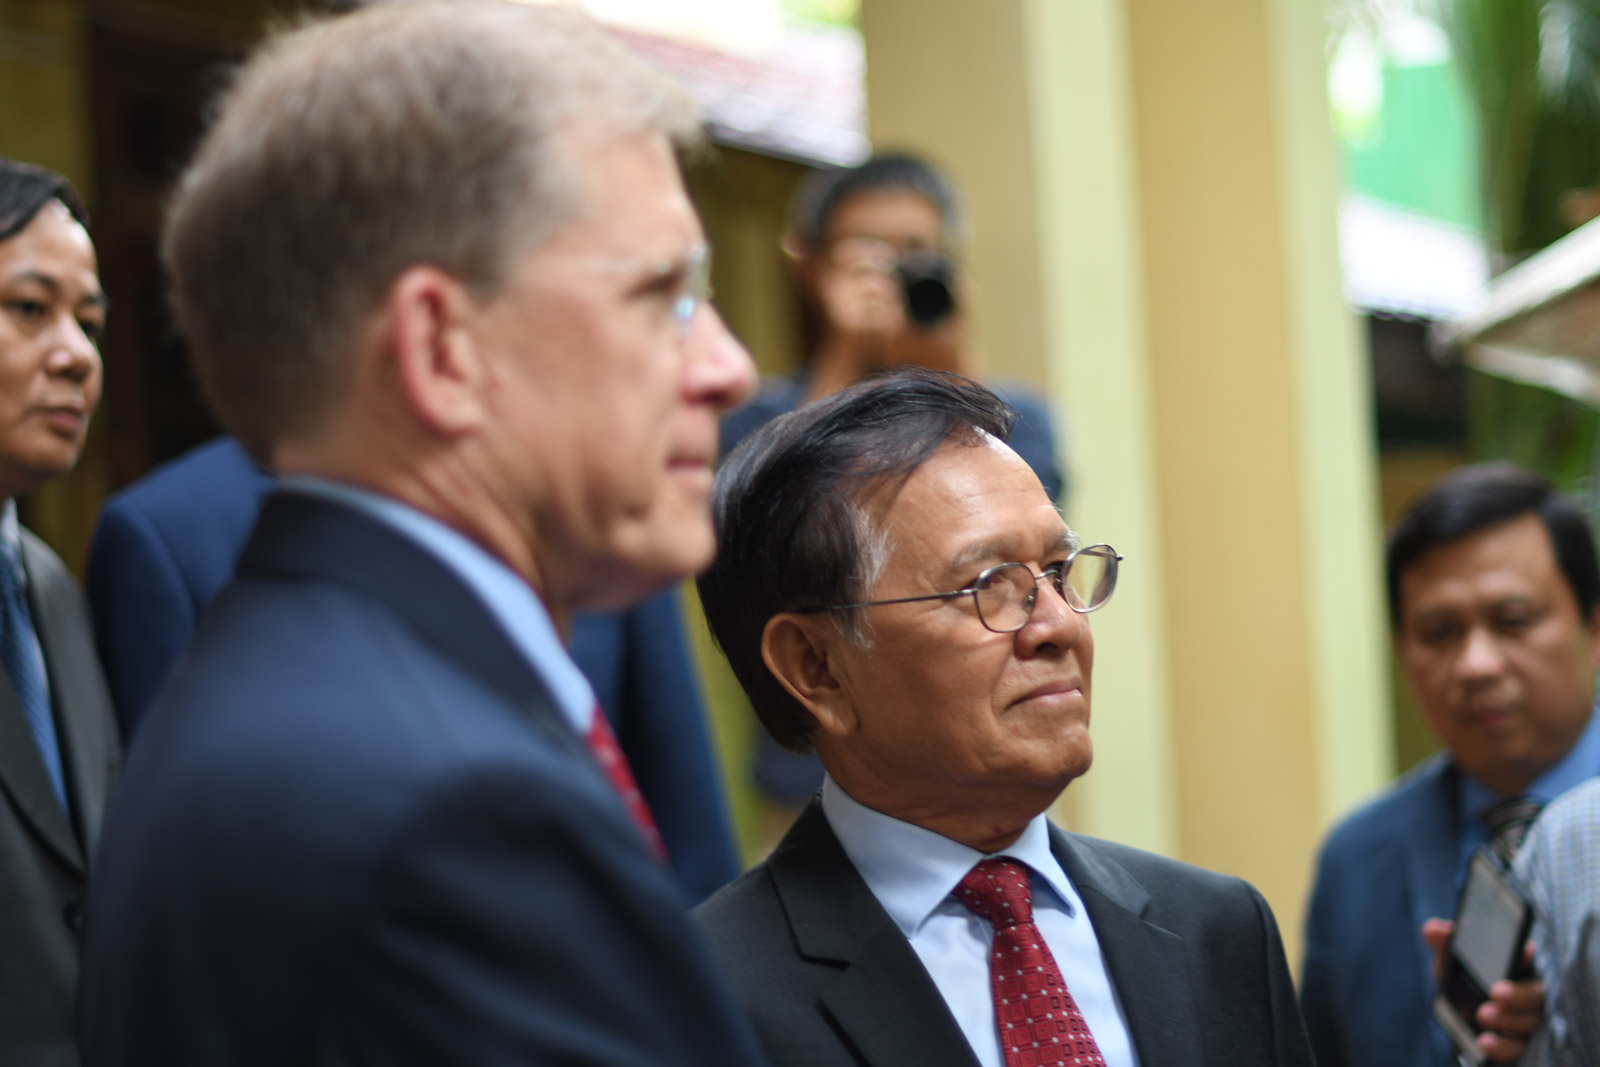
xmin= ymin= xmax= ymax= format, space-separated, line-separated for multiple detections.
xmin=573 ymin=523 xmax=715 ymax=613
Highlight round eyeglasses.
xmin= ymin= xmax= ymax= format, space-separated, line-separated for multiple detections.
xmin=799 ymin=543 xmax=1122 ymax=634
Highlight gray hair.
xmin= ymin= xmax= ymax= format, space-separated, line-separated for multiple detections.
xmin=163 ymin=0 xmax=702 ymax=458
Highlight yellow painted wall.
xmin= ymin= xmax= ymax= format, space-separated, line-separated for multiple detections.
xmin=861 ymin=0 xmax=1391 ymax=969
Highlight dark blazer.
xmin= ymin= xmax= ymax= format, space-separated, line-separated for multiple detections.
xmin=77 ymin=490 xmax=766 ymax=1066
xmin=1300 ymin=755 xmax=1473 ymax=1067
xmin=0 ymin=528 xmax=119 ymax=1067
xmin=87 ymin=436 xmax=739 ymax=903
xmin=696 ymin=799 xmax=1313 ymax=1067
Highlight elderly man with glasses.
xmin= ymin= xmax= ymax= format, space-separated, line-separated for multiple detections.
xmin=694 ymin=367 xmax=1314 ymax=1067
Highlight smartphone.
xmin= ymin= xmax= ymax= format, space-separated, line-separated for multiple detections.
xmin=1432 ymin=849 xmax=1536 ymax=1066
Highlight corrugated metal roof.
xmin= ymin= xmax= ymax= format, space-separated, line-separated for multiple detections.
xmin=1340 ymin=194 xmax=1488 ymax=320
xmin=614 ymin=23 xmax=868 ymax=167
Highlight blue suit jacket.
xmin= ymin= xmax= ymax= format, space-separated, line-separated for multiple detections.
xmin=1300 ymin=755 xmax=1470 ymax=1067
xmin=86 ymin=437 xmax=738 ymax=903
xmin=78 ymin=490 xmax=767 ymax=1065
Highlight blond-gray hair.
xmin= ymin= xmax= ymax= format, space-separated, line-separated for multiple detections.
xmin=163 ymin=0 xmax=701 ymax=458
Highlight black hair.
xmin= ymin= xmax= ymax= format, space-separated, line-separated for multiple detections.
xmin=0 ymin=158 xmax=89 ymax=243
xmin=699 ymin=367 xmax=1014 ymax=752
xmin=788 ymin=150 xmax=963 ymax=253
xmin=1386 ymin=462 xmax=1600 ymax=627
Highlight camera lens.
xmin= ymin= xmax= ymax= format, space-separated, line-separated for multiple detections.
xmin=895 ymin=252 xmax=957 ymax=328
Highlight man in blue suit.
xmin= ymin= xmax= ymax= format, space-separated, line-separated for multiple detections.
xmin=86 ymin=435 xmax=739 ymax=904
xmin=1302 ymin=463 xmax=1591 ymax=1067
xmin=77 ymin=4 xmax=766 ymax=1065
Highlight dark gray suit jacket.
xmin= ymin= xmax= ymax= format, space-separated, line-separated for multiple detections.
xmin=696 ymin=799 xmax=1314 ymax=1067
xmin=0 ymin=528 xmax=119 ymax=1067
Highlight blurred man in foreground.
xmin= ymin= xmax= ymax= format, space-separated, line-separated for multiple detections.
xmin=696 ymin=368 xmax=1313 ymax=1067
xmin=77 ymin=4 xmax=765 ymax=1064
xmin=0 ymin=159 xmax=117 ymax=1067
xmin=1303 ymin=463 xmax=1588 ymax=1066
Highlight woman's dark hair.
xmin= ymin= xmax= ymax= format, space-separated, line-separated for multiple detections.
xmin=698 ymin=367 xmax=1014 ymax=752
xmin=1386 ymin=462 xmax=1600 ymax=627
xmin=0 ymin=158 xmax=89 ymax=242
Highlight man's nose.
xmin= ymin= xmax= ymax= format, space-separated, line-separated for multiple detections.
xmin=1016 ymin=574 xmax=1086 ymax=656
xmin=1455 ymin=625 xmax=1506 ymax=681
xmin=686 ymin=306 xmax=756 ymax=413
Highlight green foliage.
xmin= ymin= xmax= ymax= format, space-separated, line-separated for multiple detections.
xmin=779 ymin=0 xmax=858 ymax=29
xmin=1434 ymin=2 xmax=1600 ymax=489
xmin=1434 ymin=0 xmax=1600 ymax=256
xmin=1467 ymin=370 xmax=1600 ymax=492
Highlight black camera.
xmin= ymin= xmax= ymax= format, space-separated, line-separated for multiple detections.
xmin=895 ymin=251 xmax=957 ymax=329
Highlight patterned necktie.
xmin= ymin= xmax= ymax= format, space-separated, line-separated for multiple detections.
xmin=0 ymin=544 xmax=64 ymax=810
xmin=1482 ymin=794 xmax=1544 ymax=866
xmin=954 ymin=858 xmax=1106 ymax=1067
xmin=584 ymin=705 xmax=666 ymax=862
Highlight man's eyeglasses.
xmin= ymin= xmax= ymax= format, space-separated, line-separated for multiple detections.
xmin=798 ymin=544 xmax=1122 ymax=634
xmin=560 ymin=241 xmax=712 ymax=337
xmin=670 ymin=242 xmax=712 ymax=336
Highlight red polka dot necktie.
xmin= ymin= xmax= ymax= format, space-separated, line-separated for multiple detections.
xmin=584 ymin=705 xmax=667 ymax=862
xmin=954 ymin=857 xmax=1106 ymax=1067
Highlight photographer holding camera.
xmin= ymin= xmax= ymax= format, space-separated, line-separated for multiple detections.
xmin=722 ymin=152 xmax=1062 ymax=499
xmin=719 ymin=152 xmax=1066 ymax=841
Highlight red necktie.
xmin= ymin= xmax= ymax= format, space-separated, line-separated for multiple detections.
xmin=584 ymin=705 xmax=667 ymax=863
xmin=954 ymin=858 xmax=1106 ymax=1067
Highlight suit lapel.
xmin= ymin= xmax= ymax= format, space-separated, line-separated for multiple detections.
xmin=237 ymin=490 xmax=586 ymax=759
xmin=1051 ymin=827 xmax=1198 ymax=1066
xmin=0 ymin=538 xmax=82 ymax=872
xmin=22 ymin=530 xmax=116 ymax=862
xmin=770 ymin=802 xmax=979 ymax=1067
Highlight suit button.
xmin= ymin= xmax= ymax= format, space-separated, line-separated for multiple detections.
xmin=62 ymin=896 xmax=84 ymax=931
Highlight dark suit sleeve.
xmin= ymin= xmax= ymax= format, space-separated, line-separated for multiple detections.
xmin=330 ymin=762 xmax=767 ymax=1067
xmin=86 ymin=500 xmax=199 ymax=741
xmin=1247 ymin=884 xmax=1318 ymax=1067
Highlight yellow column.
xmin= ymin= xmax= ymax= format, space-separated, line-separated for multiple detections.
xmin=860 ymin=0 xmax=1391 ymax=964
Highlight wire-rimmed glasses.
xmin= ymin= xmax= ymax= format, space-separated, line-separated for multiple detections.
xmin=559 ymin=241 xmax=711 ymax=337
xmin=799 ymin=543 xmax=1122 ymax=634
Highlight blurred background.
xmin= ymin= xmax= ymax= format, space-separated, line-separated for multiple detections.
xmin=9 ymin=0 xmax=1600 ymax=966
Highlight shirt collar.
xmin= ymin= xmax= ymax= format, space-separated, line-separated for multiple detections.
xmin=1458 ymin=703 xmax=1600 ymax=818
xmin=0 ymin=499 xmax=22 ymax=576
xmin=820 ymin=774 xmax=1078 ymax=938
xmin=0 ymin=498 xmax=19 ymax=554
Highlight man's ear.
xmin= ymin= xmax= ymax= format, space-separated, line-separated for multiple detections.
xmin=761 ymin=612 xmax=858 ymax=738
xmin=385 ymin=265 xmax=488 ymax=437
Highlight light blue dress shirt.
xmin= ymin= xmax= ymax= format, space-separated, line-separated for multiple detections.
xmin=1455 ymin=707 xmax=1600 ymax=883
xmin=821 ymin=776 xmax=1139 ymax=1067
xmin=277 ymin=477 xmax=595 ymax=734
